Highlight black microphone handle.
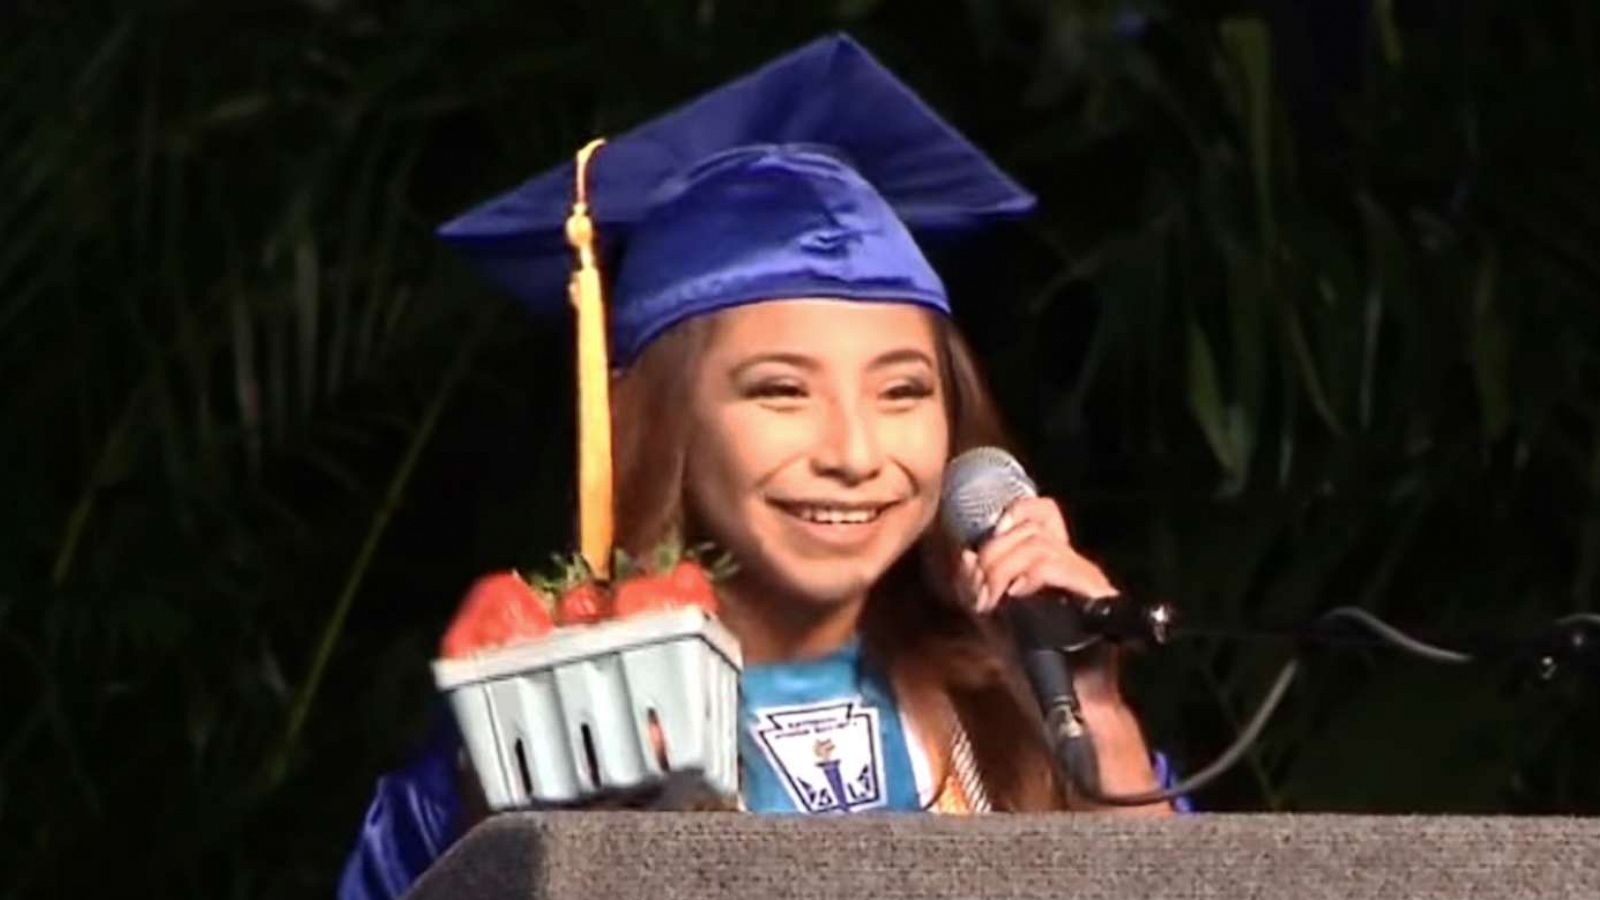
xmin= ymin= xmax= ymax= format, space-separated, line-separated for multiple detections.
xmin=1000 ymin=597 xmax=1103 ymax=798
xmin=1002 ymin=589 xmax=1175 ymax=650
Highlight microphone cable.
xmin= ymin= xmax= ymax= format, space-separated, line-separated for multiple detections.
xmin=1051 ymin=606 xmax=1598 ymax=807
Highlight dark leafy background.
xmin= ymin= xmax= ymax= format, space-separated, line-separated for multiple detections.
xmin=5 ymin=1 xmax=1598 ymax=897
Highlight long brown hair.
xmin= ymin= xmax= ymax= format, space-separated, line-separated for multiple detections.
xmin=609 ymin=310 xmax=1067 ymax=811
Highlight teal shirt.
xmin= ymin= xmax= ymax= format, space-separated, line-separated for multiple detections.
xmin=738 ymin=638 xmax=923 ymax=813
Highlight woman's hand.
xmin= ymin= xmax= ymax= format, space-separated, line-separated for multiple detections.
xmin=955 ymin=496 xmax=1169 ymax=812
xmin=955 ymin=497 xmax=1124 ymax=699
xmin=958 ymin=496 xmax=1115 ymax=611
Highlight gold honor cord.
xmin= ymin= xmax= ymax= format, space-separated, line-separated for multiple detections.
xmin=565 ymin=138 xmax=613 ymax=579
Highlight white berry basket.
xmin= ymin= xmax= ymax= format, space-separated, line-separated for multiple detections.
xmin=432 ymin=607 xmax=742 ymax=810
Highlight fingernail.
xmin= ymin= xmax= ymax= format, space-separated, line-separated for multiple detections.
xmin=995 ymin=513 xmax=1015 ymax=535
xmin=977 ymin=583 xmax=991 ymax=610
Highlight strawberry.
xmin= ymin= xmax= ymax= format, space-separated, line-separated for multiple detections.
xmin=556 ymin=582 xmax=609 ymax=626
xmin=612 ymin=536 xmax=727 ymax=619
xmin=613 ymin=561 xmax=718 ymax=618
xmin=540 ymin=553 xmax=612 ymax=626
xmin=440 ymin=570 xmax=554 ymax=658
xmin=664 ymin=560 xmax=719 ymax=615
xmin=612 ymin=572 xmax=672 ymax=619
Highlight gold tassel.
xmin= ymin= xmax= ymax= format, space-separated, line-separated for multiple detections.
xmin=565 ymin=138 xmax=613 ymax=579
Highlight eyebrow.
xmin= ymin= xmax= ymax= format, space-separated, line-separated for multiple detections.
xmin=729 ymin=352 xmax=819 ymax=379
xmin=869 ymin=348 xmax=937 ymax=370
xmin=728 ymin=347 xmax=936 ymax=379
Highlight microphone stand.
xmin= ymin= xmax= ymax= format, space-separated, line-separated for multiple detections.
xmin=1038 ymin=606 xmax=1600 ymax=807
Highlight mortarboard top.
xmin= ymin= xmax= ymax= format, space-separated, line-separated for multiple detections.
xmin=437 ymin=32 xmax=1037 ymax=367
xmin=439 ymin=33 xmax=1038 ymax=576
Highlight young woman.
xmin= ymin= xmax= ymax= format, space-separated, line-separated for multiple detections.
xmin=609 ymin=297 xmax=1167 ymax=815
xmin=339 ymin=34 xmax=1175 ymax=900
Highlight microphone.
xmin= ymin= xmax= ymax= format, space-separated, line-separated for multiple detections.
xmin=939 ymin=447 xmax=1175 ymax=796
xmin=940 ymin=447 xmax=1175 ymax=647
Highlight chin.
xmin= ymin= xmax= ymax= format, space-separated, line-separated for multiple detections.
xmin=761 ymin=558 xmax=885 ymax=608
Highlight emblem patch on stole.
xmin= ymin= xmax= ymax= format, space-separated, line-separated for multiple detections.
xmin=751 ymin=700 xmax=886 ymax=814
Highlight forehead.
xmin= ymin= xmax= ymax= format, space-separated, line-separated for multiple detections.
xmin=704 ymin=299 xmax=940 ymax=360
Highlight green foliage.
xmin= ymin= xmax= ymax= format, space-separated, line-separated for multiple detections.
xmin=990 ymin=0 xmax=1600 ymax=816
xmin=3 ymin=1 xmax=1597 ymax=897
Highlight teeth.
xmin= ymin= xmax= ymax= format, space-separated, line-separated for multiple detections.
xmin=792 ymin=506 xmax=881 ymax=525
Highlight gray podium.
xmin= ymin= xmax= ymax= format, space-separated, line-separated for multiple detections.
xmin=406 ymin=811 xmax=1600 ymax=899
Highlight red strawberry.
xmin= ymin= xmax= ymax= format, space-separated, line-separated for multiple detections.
xmin=665 ymin=560 xmax=719 ymax=616
xmin=440 ymin=570 xmax=554 ymax=658
xmin=539 ymin=553 xmax=612 ymax=626
xmin=611 ymin=573 xmax=672 ymax=619
xmin=613 ymin=560 xmax=719 ymax=619
xmin=556 ymin=582 xmax=609 ymax=626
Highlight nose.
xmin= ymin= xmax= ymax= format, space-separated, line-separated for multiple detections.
xmin=811 ymin=396 xmax=882 ymax=485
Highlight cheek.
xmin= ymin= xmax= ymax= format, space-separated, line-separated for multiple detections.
xmin=685 ymin=407 xmax=807 ymax=524
xmin=885 ymin=407 xmax=950 ymax=491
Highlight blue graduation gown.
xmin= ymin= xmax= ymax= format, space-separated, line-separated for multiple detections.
xmin=337 ymin=660 xmax=1190 ymax=900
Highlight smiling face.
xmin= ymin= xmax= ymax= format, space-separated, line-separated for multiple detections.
xmin=683 ymin=299 xmax=951 ymax=613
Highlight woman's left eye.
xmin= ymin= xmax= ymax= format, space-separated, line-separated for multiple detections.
xmin=753 ymin=384 xmax=804 ymax=399
xmin=882 ymin=381 xmax=934 ymax=404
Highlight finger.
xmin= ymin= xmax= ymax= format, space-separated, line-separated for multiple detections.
xmin=975 ymin=518 xmax=1044 ymax=573
xmin=978 ymin=539 xmax=1057 ymax=606
xmin=981 ymin=534 xmax=1118 ymax=603
xmin=1009 ymin=552 xmax=1118 ymax=600
xmin=970 ymin=551 xmax=1002 ymax=612
xmin=1004 ymin=496 xmax=1071 ymax=544
xmin=957 ymin=550 xmax=983 ymax=609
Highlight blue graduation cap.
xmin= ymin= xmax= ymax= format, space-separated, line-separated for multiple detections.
xmin=437 ymin=32 xmax=1036 ymax=367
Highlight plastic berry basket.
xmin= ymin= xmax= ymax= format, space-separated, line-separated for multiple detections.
xmin=432 ymin=607 xmax=742 ymax=810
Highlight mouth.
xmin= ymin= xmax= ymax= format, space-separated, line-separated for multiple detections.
xmin=769 ymin=499 xmax=898 ymax=526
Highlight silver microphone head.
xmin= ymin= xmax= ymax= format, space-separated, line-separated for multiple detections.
xmin=940 ymin=446 xmax=1038 ymax=547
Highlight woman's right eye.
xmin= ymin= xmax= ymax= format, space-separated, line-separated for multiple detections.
xmin=746 ymin=381 xmax=807 ymax=401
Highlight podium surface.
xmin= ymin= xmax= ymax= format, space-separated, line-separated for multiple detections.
xmin=406 ymin=811 xmax=1600 ymax=899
